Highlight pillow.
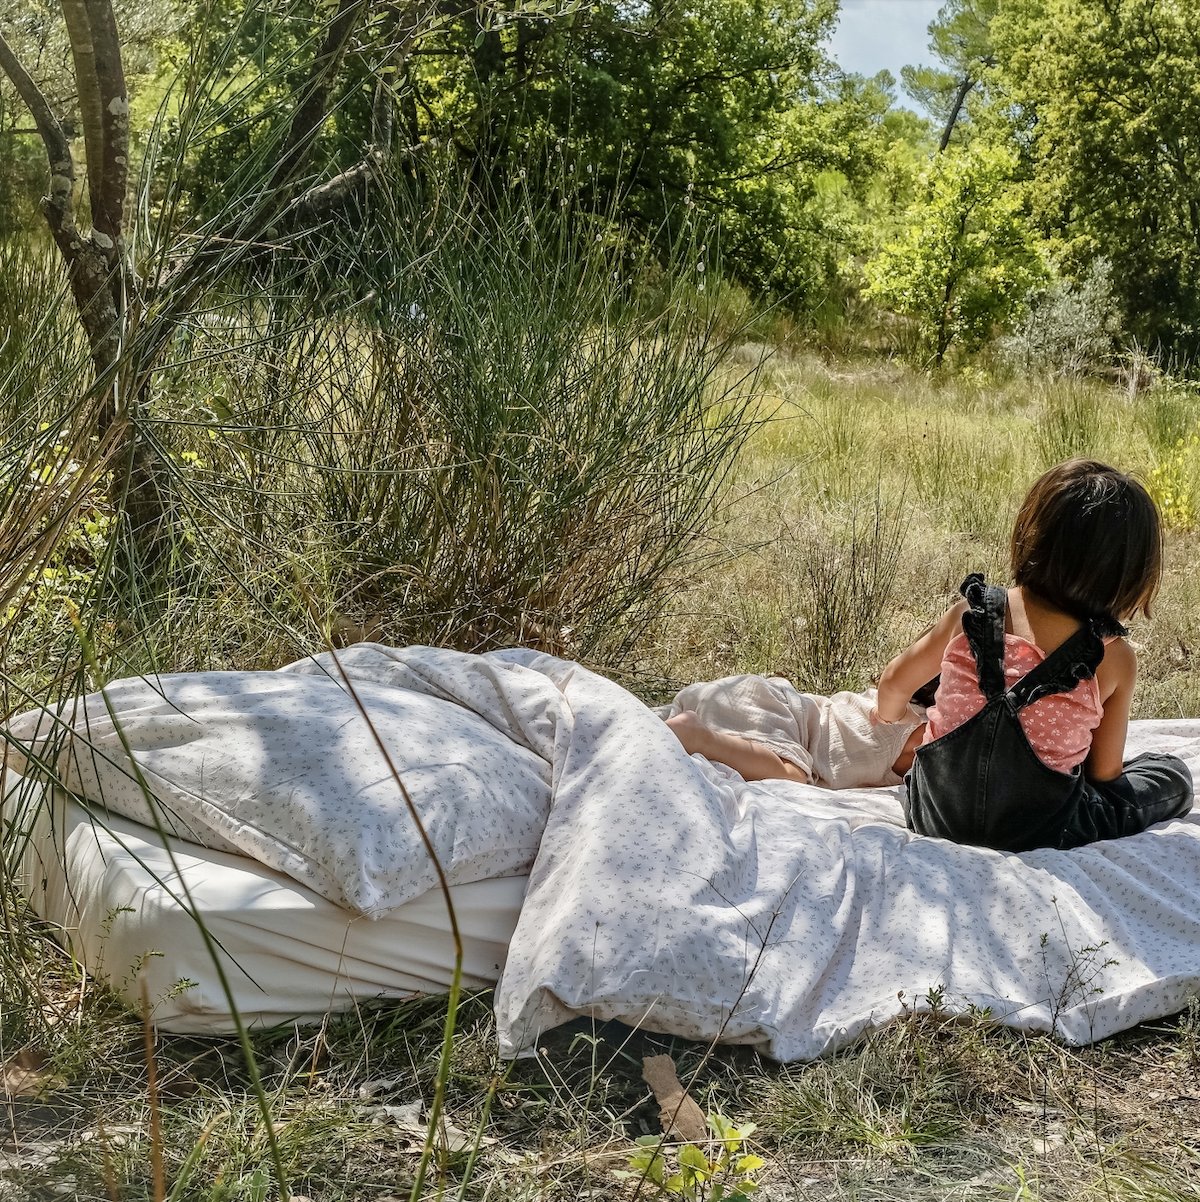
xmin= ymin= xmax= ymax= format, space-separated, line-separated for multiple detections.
xmin=8 ymin=670 xmax=551 ymax=916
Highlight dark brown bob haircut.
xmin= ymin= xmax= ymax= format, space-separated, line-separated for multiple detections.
xmin=1010 ymin=459 xmax=1162 ymax=625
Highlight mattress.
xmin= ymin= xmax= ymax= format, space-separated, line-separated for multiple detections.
xmin=7 ymin=775 xmax=526 ymax=1033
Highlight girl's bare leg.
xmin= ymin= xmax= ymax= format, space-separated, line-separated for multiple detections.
xmin=666 ymin=710 xmax=811 ymax=784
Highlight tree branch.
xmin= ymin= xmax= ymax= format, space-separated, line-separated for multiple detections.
xmin=268 ymin=0 xmax=371 ymax=196
xmin=59 ymin=0 xmax=106 ymax=217
xmin=939 ymin=74 xmax=975 ymax=152
xmin=292 ymin=150 xmax=386 ymax=221
xmin=0 ymin=30 xmax=78 ymax=246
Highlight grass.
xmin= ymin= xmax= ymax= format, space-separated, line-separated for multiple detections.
xmin=6 ymin=350 xmax=1200 ymax=1199
xmin=9 ymin=985 xmax=1200 ymax=1200
xmin=640 ymin=353 xmax=1200 ymax=721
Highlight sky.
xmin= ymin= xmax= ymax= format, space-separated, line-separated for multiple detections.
xmin=826 ymin=0 xmax=944 ymax=97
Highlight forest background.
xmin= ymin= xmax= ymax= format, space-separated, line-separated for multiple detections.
xmin=5 ymin=1 xmax=1200 ymax=1199
xmin=5 ymin=0 xmax=1199 ymax=675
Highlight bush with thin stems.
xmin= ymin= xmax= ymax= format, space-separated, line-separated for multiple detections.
xmin=0 ymin=152 xmax=761 ymax=1202
xmin=131 ymin=169 xmax=762 ymax=664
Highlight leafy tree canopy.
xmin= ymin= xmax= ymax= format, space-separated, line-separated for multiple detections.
xmin=168 ymin=0 xmax=909 ymax=314
xmin=900 ymin=0 xmax=998 ymax=150
xmin=991 ymin=0 xmax=1200 ymax=359
xmin=864 ymin=140 xmax=1044 ymax=365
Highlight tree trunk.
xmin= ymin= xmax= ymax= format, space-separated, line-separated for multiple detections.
xmin=0 ymin=25 xmax=164 ymax=583
xmin=939 ymin=74 xmax=975 ymax=153
xmin=1 ymin=0 xmax=435 ymax=568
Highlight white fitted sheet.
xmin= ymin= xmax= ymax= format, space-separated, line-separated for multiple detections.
xmin=9 ymin=777 xmax=525 ymax=1033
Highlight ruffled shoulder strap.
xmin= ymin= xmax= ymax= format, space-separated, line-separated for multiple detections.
xmin=1007 ymin=619 xmax=1107 ymax=709
xmin=957 ymin=573 xmax=1008 ymax=699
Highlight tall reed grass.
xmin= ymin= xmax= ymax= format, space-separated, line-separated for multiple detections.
xmin=138 ymin=180 xmax=761 ymax=666
xmin=1 ymin=16 xmax=763 ymax=1183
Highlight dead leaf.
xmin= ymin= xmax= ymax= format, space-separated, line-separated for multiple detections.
xmin=366 ymin=1101 xmax=422 ymax=1133
xmin=431 ymin=1117 xmax=483 ymax=1155
xmin=2 ymin=1049 xmax=55 ymax=1099
xmin=357 ymin=1077 xmax=402 ymax=1100
xmin=367 ymin=1101 xmax=495 ymax=1153
xmin=641 ymin=1054 xmax=707 ymax=1143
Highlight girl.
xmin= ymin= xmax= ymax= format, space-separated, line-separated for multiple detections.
xmin=874 ymin=458 xmax=1193 ymax=851
xmin=665 ymin=458 xmax=1192 ymax=851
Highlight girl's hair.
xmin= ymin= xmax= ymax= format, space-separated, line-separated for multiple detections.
xmin=1010 ymin=459 xmax=1163 ymax=623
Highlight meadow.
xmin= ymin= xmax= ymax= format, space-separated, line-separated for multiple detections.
xmin=647 ymin=351 xmax=1200 ymax=721
xmin=6 ymin=332 xmax=1200 ymax=1202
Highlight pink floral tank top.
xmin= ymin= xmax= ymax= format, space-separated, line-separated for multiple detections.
xmin=922 ymin=632 xmax=1104 ymax=772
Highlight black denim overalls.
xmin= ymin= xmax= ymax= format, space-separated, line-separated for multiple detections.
xmin=905 ymin=574 xmax=1193 ymax=853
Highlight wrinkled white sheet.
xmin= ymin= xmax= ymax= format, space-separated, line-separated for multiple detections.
xmin=10 ymin=645 xmax=1200 ymax=1059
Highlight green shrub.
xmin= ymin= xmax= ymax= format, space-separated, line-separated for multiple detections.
xmin=864 ymin=143 xmax=1045 ymax=368
xmin=0 ymin=175 xmax=761 ymax=681
xmin=1001 ymin=259 xmax=1123 ymax=377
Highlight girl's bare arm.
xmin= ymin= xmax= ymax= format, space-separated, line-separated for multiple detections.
xmin=874 ymin=600 xmax=967 ymax=723
xmin=1085 ymin=638 xmax=1137 ymax=782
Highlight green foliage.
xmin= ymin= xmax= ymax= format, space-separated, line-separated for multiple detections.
xmin=864 ymin=141 xmax=1045 ymax=365
xmin=623 ymin=1112 xmax=764 ymax=1201
xmin=0 ymin=116 xmax=44 ymax=238
xmin=901 ymin=0 xmax=999 ymax=145
xmin=1001 ymin=258 xmax=1123 ymax=376
xmin=870 ymin=105 xmax=938 ymax=218
xmin=991 ymin=0 xmax=1200 ymax=360
xmin=164 ymin=0 xmax=902 ymax=316
xmin=397 ymin=0 xmax=854 ymax=305
xmin=796 ymin=72 xmax=921 ymax=289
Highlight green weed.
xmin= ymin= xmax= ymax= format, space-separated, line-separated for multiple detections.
xmin=622 ymin=1112 xmax=765 ymax=1201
